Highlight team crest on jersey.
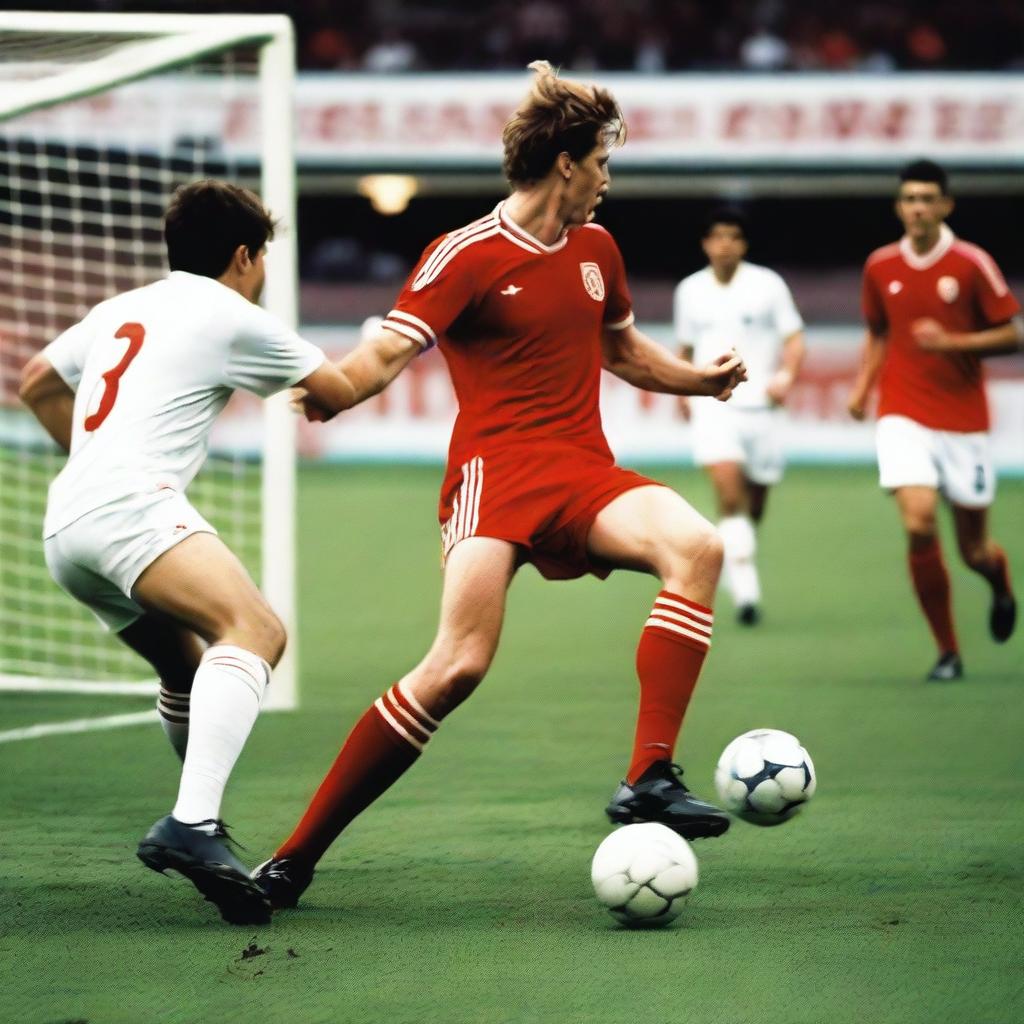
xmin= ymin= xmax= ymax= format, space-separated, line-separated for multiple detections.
xmin=937 ymin=275 xmax=959 ymax=303
xmin=580 ymin=262 xmax=605 ymax=301
xmin=888 ymin=280 xmax=903 ymax=295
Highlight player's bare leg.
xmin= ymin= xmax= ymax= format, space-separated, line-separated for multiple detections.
xmin=257 ymin=538 xmax=518 ymax=908
xmin=746 ymin=481 xmax=769 ymax=525
xmin=588 ymin=485 xmax=730 ymax=839
xmin=951 ymin=504 xmax=1016 ymax=643
xmin=132 ymin=533 xmax=285 ymax=925
xmin=117 ymin=614 xmax=205 ymax=761
xmin=894 ymin=486 xmax=961 ymax=680
xmin=402 ymin=537 xmax=518 ymax=715
xmin=707 ymin=461 xmax=763 ymax=625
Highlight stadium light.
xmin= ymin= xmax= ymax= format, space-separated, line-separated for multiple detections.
xmin=358 ymin=174 xmax=418 ymax=215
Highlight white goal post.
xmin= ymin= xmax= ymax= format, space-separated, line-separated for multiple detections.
xmin=0 ymin=12 xmax=300 ymax=710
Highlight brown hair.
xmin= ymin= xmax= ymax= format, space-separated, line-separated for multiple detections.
xmin=165 ymin=179 xmax=277 ymax=278
xmin=502 ymin=60 xmax=626 ymax=188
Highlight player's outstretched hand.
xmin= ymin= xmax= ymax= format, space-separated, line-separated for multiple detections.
xmin=702 ymin=351 xmax=747 ymax=402
xmin=911 ymin=317 xmax=951 ymax=351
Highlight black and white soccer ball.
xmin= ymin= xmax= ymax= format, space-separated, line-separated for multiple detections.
xmin=590 ymin=823 xmax=698 ymax=927
xmin=714 ymin=728 xmax=816 ymax=826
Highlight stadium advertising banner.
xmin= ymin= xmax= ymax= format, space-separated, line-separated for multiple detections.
xmin=2 ymin=328 xmax=1021 ymax=471
xmin=7 ymin=73 xmax=1024 ymax=167
xmin=207 ymin=327 xmax=1024 ymax=472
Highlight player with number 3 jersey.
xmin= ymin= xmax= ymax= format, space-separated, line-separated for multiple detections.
xmin=19 ymin=180 xmax=357 ymax=925
xmin=43 ymin=273 xmax=320 ymax=540
xmin=848 ymin=159 xmax=1022 ymax=681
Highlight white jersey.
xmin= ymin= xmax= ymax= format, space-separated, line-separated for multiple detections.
xmin=673 ymin=261 xmax=803 ymax=408
xmin=42 ymin=271 xmax=324 ymax=537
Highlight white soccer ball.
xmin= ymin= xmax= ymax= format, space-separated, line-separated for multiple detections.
xmin=714 ymin=728 xmax=816 ymax=826
xmin=590 ymin=823 xmax=698 ymax=927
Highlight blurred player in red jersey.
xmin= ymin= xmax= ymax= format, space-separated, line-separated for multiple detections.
xmin=253 ymin=61 xmax=748 ymax=907
xmin=848 ymin=159 xmax=1022 ymax=681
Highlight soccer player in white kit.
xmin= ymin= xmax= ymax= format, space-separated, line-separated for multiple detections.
xmin=674 ymin=208 xmax=805 ymax=625
xmin=18 ymin=180 xmax=356 ymax=925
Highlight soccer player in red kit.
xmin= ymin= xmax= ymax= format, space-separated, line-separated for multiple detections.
xmin=253 ymin=62 xmax=747 ymax=907
xmin=849 ymin=159 xmax=1022 ymax=681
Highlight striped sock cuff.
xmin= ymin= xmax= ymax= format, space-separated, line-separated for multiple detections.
xmin=373 ymin=682 xmax=439 ymax=752
xmin=157 ymin=686 xmax=191 ymax=725
xmin=201 ymin=644 xmax=271 ymax=703
xmin=643 ymin=591 xmax=713 ymax=651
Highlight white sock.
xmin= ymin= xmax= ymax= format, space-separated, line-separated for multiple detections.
xmin=171 ymin=645 xmax=270 ymax=825
xmin=157 ymin=686 xmax=190 ymax=762
xmin=718 ymin=516 xmax=761 ymax=608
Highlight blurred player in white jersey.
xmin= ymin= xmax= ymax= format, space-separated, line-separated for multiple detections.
xmin=18 ymin=180 xmax=356 ymax=925
xmin=674 ymin=207 xmax=805 ymax=625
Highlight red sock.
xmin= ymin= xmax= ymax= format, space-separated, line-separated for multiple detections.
xmin=627 ymin=591 xmax=712 ymax=784
xmin=276 ymin=683 xmax=439 ymax=866
xmin=908 ymin=539 xmax=959 ymax=655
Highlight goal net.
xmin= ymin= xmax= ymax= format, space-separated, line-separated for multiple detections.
xmin=0 ymin=13 xmax=299 ymax=710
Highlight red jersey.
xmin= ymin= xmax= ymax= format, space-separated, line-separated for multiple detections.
xmin=382 ymin=201 xmax=634 ymax=469
xmin=861 ymin=224 xmax=1020 ymax=432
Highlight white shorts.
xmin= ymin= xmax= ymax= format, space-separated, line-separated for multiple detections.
xmin=690 ymin=400 xmax=785 ymax=485
xmin=876 ymin=415 xmax=995 ymax=508
xmin=44 ymin=489 xmax=217 ymax=632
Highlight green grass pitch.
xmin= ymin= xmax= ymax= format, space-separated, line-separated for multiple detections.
xmin=2 ymin=464 xmax=1022 ymax=1024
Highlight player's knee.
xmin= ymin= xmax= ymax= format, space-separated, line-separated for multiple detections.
xmin=660 ymin=521 xmax=723 ymax=586
xmin=231 ymin=606 xmax=286 ymax=666
xmin=957 ymin=538 xmax=987 ymax=569
xmin=902 ymin=503 xmax=937 ymax=538
xmin=689 ymin=523 xmax=724 ymax=576
xmin=718 ymin=494 xmax=743 ymax=517
xmin=439 ymin=654 xmax=489 ymax=708
xmin=261 ymin=615 xmax=287 ymax=667
xmin=907 ymin=527 xmax=937 ymax=551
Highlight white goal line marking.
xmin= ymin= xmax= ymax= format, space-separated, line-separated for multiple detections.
xmin=0 ymin=709 xmax=159 ymax=745
xmin=0 ymin=676 xmax=159 ymax=695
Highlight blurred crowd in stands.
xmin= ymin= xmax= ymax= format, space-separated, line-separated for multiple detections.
xmin=31 ymin=0 xmax=1024 ymax=73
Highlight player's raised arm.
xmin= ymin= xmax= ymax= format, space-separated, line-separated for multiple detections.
xmin=18 ymin=353 xmax=75 ymax=452
xmin=601 ymin=321 xmax=746 ymax=401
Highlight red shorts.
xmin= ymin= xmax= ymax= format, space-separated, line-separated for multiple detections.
xmin=438 ymin=444 xmax=662 ymax=580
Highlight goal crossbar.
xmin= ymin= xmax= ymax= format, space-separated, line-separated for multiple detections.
xmin=0 ymin=12 xmax=292 ymax=121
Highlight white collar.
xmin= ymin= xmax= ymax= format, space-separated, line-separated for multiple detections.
xmin=496 ymin=201 xmax=569 ymax=254
xmin=899 ymin=223 xmax=954 ymax=270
